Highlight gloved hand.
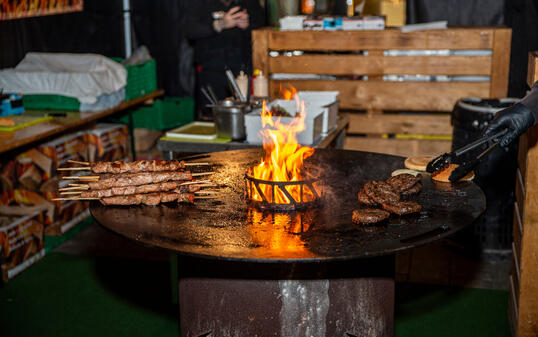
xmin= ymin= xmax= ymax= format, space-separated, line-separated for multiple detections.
xmin=483 ymin=103 xmax=535 ymax=148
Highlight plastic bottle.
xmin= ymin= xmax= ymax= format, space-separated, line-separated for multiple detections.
xmin=235 ymin=71 xmax=249 ymax=100
xmin=253 ymin=70 xmax=269 ymax=98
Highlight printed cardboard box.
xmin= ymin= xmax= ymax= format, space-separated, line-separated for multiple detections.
xmin=39 ymin=132 xmax=87 ymax=180
xmin=84 ymin=123 xmax=128 ymax=162
xmin=0 ymin=211 xmax=45 ymax=282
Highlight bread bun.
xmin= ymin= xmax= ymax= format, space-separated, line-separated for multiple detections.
xmin=431 ymin=164 xmax=474 ymax=182
xmin=404 ymin=156 xmax=432 ymax=171
xmin=391 ymin=169 xmax=421 ymax=177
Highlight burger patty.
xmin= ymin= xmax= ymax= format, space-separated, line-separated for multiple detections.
xmin=358 ymin=189 xmax=377 ymax=205
xmin=364 ymin=181 xmax=400 ymax=204
xmin=381 ymin=201 xmax=422 ymax=215
xmin=386 ymin=173 xmax=422 ymax=193
xmin=352 ymin=208 xmax=390 ymax=224
xmin=401 ymin=182 xmax=422 ymax=196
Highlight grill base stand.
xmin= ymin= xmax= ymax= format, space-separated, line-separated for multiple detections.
xmin=178 ymin=256 xmax=394 ymax=337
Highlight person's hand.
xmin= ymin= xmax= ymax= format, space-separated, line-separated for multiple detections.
xmin=483 ymin=103 xmax=535 ymax=148
xmin=221 ymin=6 xmax=249 ymax=30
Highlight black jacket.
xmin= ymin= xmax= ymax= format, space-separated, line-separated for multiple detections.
xmin=183 ymin=0 xmax=265 ymax=72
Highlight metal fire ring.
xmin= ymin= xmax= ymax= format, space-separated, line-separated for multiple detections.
xmin=244 ymin=169 xmax=324 ymax=211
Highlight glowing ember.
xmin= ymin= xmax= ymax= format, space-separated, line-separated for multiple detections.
xmin=248 ymin=94 xmax=316 ymax=205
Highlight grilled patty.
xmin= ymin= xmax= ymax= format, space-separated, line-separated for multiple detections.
xmin=386 ymin=173 xmax=422 ymax=193
xmin=358 ymin=189 xmax=377 ymax=205
xmin=364 ymin=181 xmax=400 ymax=204
xmin=381 ymin=201 xmax=422 ymax=215
xmin=352 ymin=208 xmax=390 ymax=224
xmin=401 ymin=182 xmax=422 ymax=196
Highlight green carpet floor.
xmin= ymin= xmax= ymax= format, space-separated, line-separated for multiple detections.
xmin=0 ymin=252 xmax=510 ymax=337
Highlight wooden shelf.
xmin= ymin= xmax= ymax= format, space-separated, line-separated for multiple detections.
xmin=0 ymin=89 xmax=164 ymax=155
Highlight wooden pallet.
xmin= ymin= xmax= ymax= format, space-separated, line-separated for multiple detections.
xmin=508 ymin=51 xmax=538 ymax=337
xmin=252 ymin=28 xmax=511 ymax=157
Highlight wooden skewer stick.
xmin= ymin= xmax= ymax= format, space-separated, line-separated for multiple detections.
xmin=179 ymin=179 xmax=211 ymax=186
xmin=59 ymin=186 xmax=88 ymax=191
xmin=62 ymin=176 xmax=100 ymax=180
xmin=192 ymin=172 xmax=214 ymax=177
xmin=60 ymin=191 xmax=83 ymax=195
xmin=52 ymin=197 xmax=99 ymax=201
xmin=195 ymin=191 xmax=221 ymax=195
xmin=69 ymin=183 xmax=89 ymax=187
xmin=67 ymin=159 xmax=90 ymax=165
xmin=57 ymin=167 xmax=91 ymax=171
xmin=195 ymin=195 xmax=225 ymax=199
xmin=184 ymin=162 xmax=210 ymax=166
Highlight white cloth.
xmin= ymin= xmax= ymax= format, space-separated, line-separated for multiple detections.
xmin=0 ymin=53 xmax=127 ymax=104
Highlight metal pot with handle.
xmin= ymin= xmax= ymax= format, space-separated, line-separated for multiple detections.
xmin=208 ymin=98 xmax=251 ymax=140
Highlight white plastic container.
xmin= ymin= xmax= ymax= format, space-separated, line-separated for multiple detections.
xmin=245 ymin=100 xmax=324 ymax=146
xmin=297 ymin=91 xmax=339 ymax=135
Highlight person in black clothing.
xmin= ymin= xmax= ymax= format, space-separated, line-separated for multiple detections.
xmin=183 ymin=0 xmax=265 ymax=120
xmin=484 ymin=82 xmax=538 ymax=147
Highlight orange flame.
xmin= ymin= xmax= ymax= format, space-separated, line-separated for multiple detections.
xmin=249 ymin=94 xmax=316 ymax=204
xmin=281 ymin=84 xmax=297 ymax=101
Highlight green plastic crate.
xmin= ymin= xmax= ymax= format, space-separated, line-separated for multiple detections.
xmin=112 ymin=57 xmax=157 ymax=101
xmin=123 ymin=97 xmax=194 ymax=131
xmin=22 ymin=94 xmax=80 ymax=111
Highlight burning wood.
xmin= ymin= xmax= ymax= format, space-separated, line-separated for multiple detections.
xmin=246 ymin=89 xmax=323 ymax=209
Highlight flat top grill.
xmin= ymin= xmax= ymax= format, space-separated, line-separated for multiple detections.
xmin=91 ymin=149 xmax=485 ymax=263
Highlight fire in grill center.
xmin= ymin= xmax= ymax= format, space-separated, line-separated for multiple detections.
xmin=245 ymin=90 xmax=324 ymax=211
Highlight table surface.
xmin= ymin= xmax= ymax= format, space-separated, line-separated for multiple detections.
xmin=0 ymin=90 xmax=164 ymax=155
xmin=91 ymin=148 xmax=485 ymax=263
xmin=157 ymin=115 xmax=349 ymax=153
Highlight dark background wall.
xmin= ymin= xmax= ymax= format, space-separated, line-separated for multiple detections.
xmin=1 ymin=0 xmax=537 ymax=98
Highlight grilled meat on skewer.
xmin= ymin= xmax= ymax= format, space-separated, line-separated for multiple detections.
xmin=80 ymin=181 xmax=202 ymax=198
xmin=352 ymin=209 xmax=390 ymax=224
xmin=99 ymin=192 xmax=195 ymax=206
xmin=87 ymin=171 xmax=192 ymax=190
xmin=91 ymin=160 xmax=188 ymax=174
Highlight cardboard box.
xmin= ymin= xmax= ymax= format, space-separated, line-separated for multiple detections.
xmin=0 ymin=211 xmax=45 ymax=282
xmin=84 ymin=123 xmax=128 ymax=162
xmin=1 ymin=189 xmax=55 ymax=225
xmin=39 ymin=132 xmax=87 ymax=180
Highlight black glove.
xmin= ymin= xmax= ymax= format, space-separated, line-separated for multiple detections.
xmin=484 ymin=103 xmax=535 ymax=148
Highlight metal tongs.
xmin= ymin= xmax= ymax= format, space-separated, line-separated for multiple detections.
xmin=426 ymin=129 xmax=508 ymax=182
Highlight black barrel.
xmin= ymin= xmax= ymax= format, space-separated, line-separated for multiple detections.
xmin=451 ymin=97 xmax=519 ymax=254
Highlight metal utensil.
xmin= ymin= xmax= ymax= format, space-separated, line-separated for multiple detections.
xmin=426 ymin=129 xmax=508 ymax=173
xmin=448 ymin=141 xmax=500 ymax=182
xmin=225 ymin=69 xmax=246 ymax=102
xmin=201 ymin=86 xmax=217 ymax=105
xmin=207 ymin=85 xmax=219 ymax=104
xmin=207 ymin=99 xmax=250 ymax=140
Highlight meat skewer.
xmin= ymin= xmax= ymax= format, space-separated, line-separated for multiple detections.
xmin=62 ymin=159 xmax=210 ymax=174
xmin=100 ymin=191 xmax=196 ymax=206
xmin=77 ymin=182 xmax=203 ymax=198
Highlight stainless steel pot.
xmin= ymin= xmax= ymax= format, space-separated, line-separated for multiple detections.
xmin=208 ymin=99 xmax=251 ymax=140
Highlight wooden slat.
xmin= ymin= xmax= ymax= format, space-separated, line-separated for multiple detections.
xmin=508 ymin=275 xmax=519 ymax=337
xmin=513 ymin=202 xmax=523 ymax=268
xmin=527 ymin=51 xmax=538 ymax=87
xmin=516 ymin=168 xmax=526 ymax=226
xmin=489 ymin=29 xmax=512 ymax=98
xmin=270 ymin=80 xmax=490 ymax=111
xmin=252 ymin=29 xmax=269 ymax=77
xmin=269 ymin=55 xmax=493 ymax=76
xmin=346 ymin=113 xmax=452 ymax=135
xmin=344 ymin=136 xmax=451 ymax=157
xmin=522 ymin=125 xmax=538 ymax=225
xmin=267 ymin=28 xmax=496 ymax=51
xmin=516 ymin=125 xmax=538 ymax=337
